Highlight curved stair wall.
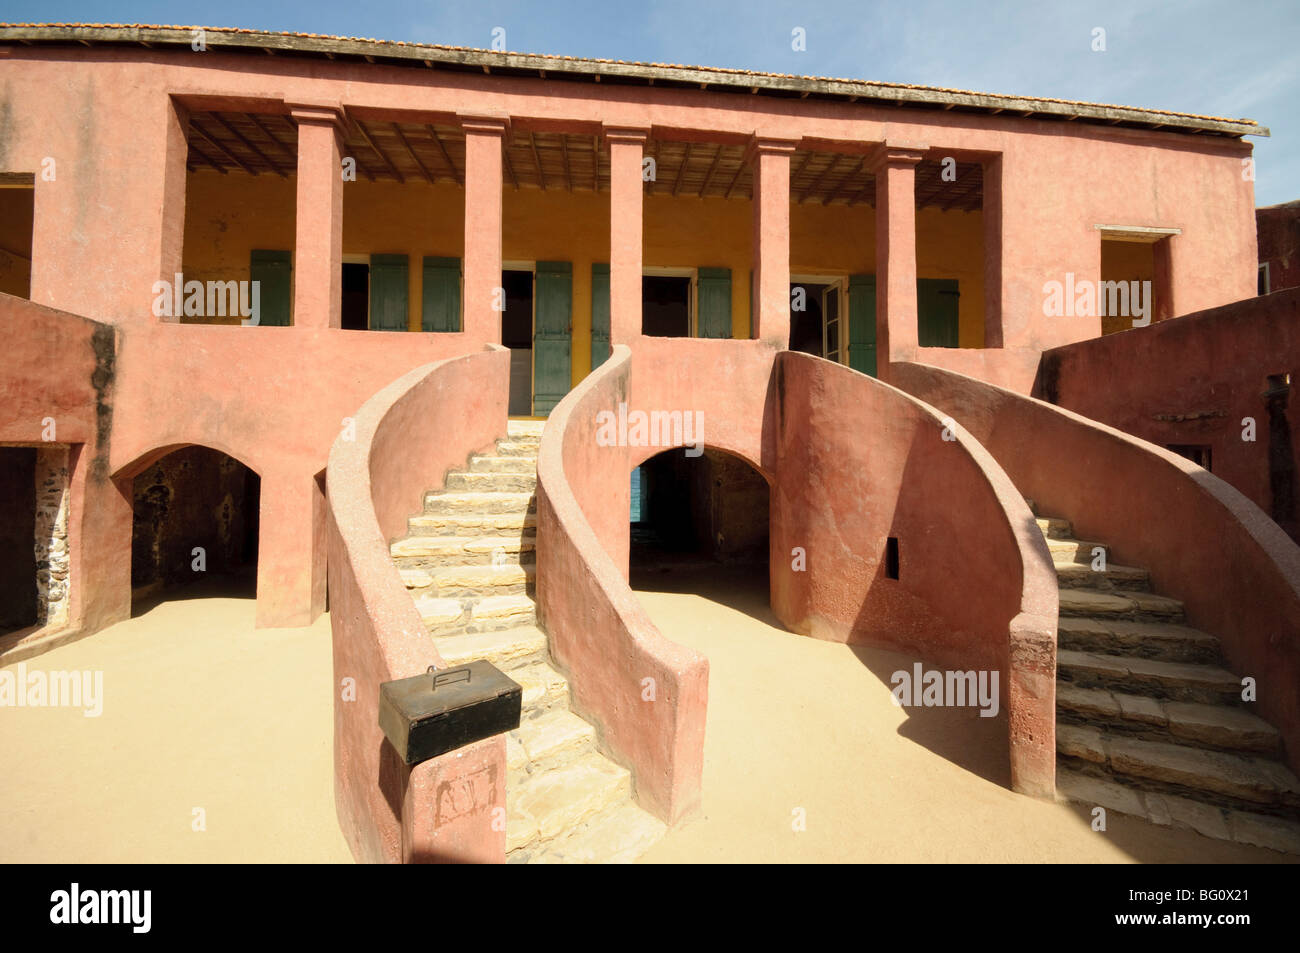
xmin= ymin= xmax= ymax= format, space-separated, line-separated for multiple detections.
xmin=893 ymin=360 xmax=1300 ymax=778
xmin=536 ymin=344 xmax=711 ymax=824
xmin=771 ymin=352 xmax=1061 ymax=797
xmin=325 ymin=345 xmax=511 ymax=863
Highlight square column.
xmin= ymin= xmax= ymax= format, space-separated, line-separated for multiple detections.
xmin=748 ymin=137 xmax=797 ymax=347
xmin=604 ymin=126 xmax=650 ymax=347
xmin=461 ymin=115 xmax=509 ymax=345
xmin=869 ymin=141 xmax=927 ymax=376
xmin=289 ymin=103 xmax=346 ymax=329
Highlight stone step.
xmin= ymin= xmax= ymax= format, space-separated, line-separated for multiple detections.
xmin=495 ymin=440 xmax=541 ymax=457
xmin=467 ymin=593 xmax=537 ymax=630
xmin=510 ymin=661 xmax=569 ymax=716
xmin=1036 ymin=517 xmax=1072 ymax=539
xmin=1046 ymin=537 xmax=1108 ymax=562
xmin=1056 ymin=683 xmax=1280 ymax=754
xmin=433 ymin=625 xmax=548 ymax=672
xmin=391 ymin=534 xmax=536 ymax=569
xmin=430 ymin=563 xmax=536 ymax=597
xmin=1056 ymin=724 xmax=1300 ymax=810
xmin=508 ymin=709 xmax=597 ymax=783
xmin=423 ymin=491 xmax=536 ymax=515
xmin=506 ymin=752 xmax=632 ymax=854
xmin=444 ymin=471 xmax=538 ymax=493
xmin=406 ymin=511 xmax=537 ymax=537
xmin=1057 ymin=617 xmax=1221 ymax=664
xmin=1054 ymin=560 xmax=1150 ymax=591
xmin=1058 ymin=587 xmax=1185 ymax=623
xmin=1057 ymin=648 xmax=1241 ymax=704
xmin=413 ymin=595 xmax=467 ymax=633
xmin=507 ymin=420 xmax=547 ymax=438
xmin=469 ymin=455 xmax=538 ymax=474
xmin=1056 ymin=767 xmax=1300 ymax=855
xmin=529 ymin=801 xmax=668 ymax=864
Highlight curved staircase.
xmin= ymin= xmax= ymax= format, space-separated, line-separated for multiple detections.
xmin=390 ymin=420 xmax=666 ymax=863
xmin=1035 ymin=508 xmax=1300 ymax=854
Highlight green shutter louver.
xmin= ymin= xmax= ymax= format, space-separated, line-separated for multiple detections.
xmin=917 ymin=277 xmax=959 ymax=348
xmin=847 ymin=274 xmax=877 ymax=377
xmin=421 ymin=256 xmax=461 ymax=332
xmin=249 ymin=249 xmax=292 ymax=326
xmin=369 ymin=254 xmax=409 ymax=331
xmin=591 ymin=263 xmax=610 ymax=370
xmin=533 ymin=261 xmax=572 ymax=416
xmin=695 ymin=267 xmax=732 ymax=338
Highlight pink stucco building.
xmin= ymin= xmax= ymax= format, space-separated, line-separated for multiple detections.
xmin=1 ymin=24 xmax=1297 ymax=862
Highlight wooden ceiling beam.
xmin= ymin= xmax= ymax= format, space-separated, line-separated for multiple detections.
xmin=209 ymin=113 xmax=288 ymax=177
xmin=187 ymin=141 xmax=228 ymax=174
xmin=529 ymin=132 xmax=546 ymax=190
xmin=355 ymin=120 xmax=405 ymax=183
xmin=560 ymin=135 xmax=573 ymax=191
xmin=392 ymin=123 xmax=437 ymax=185
xmin=672 ymin=142 xmax=693 ymax=197
xmin=245 ymin=113 xmax=296 ymax=163
xmin=797 ymin=153 xmax=846 ymax=203
xmin=189 ymin=119 xmax=259 ymax=176
xmin=426 ymin=125 xmax=463 ymax=186
xmin=698 ymin=145 xmax=724 ymax=197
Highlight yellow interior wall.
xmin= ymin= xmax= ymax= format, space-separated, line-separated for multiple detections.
xmin=1100 ymin=239 xmax=1156 ymax=336
xmin=0 ymin=186 xmax=35 ymax=298
xmin=182 ymin=171 xmax=987 ymax=370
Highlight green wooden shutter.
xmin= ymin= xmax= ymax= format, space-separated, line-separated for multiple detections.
xmin=369 ymin=254 xmax=409 ymax=331
xmin=591 ymin=263 xmax=610 ymax=370
xmin=533 ymin=261 xmax=572 ymax=415
xmin=917 ymin=277 xmax=959 ymax=348
xmin=695 ymin=267 xmax=732 ymax=338
xmin=421 ymin=257 xmax=461 ymax=332
xmin=249 ymin=250 xmax=292 ymax=326
xmin=847 ymin=274 xmax=877 ymax=377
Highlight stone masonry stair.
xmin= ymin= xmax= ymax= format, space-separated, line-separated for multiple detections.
xmin=389 ymin=419 xmax=666 ymax=863
xmin=1032 ymin=506 xmax=1300 ymax=855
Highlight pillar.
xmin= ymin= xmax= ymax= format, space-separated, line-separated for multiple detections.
xmin=461 ymin=115 xmax=508 ymax=345
xmin=255 ymin=466 xmax=326 ymax=628
xmin=749 ymin=137 xmax=797 ymax=347
xmin=289 ymin=103 xmax=346 ymax=329
xmin=605 ymin=126 xmax=649 ymax=346
xmin=870 ymin=141 xmax=927 ymax=377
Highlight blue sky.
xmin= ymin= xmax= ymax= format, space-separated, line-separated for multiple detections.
xmin=4 ymin=0 xmax=1297 ymax=203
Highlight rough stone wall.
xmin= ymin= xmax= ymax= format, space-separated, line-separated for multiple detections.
xmin=33 ymin=445 xmax=70 ymax=626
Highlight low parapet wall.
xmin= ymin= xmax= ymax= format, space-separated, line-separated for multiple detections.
xmin=326 ymin=345 xmax=510 ymax=863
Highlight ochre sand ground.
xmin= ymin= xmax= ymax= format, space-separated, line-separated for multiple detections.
xmin=0 ymin=568 xmax=1291 ymax=863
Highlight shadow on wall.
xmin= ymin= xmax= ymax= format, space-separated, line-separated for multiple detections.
xmin=129 ymin=445 xmax=260 ymax=614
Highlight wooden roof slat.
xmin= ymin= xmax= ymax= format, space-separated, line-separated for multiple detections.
xmin=209 ymin=113 xmax=288 ymax=177
xmin=189 ymin=119 xmax=259 ymax=175
xmin=560 ymin=134 xmax=573 ymax=191
xmin=798 ymin=153 xmax=846 ymax=203
xmin=698 ymin=145 xmax=724 ymax=196
xmin=392 ymin=123 xmax=437 ymax=185
xmin=187 ymin=140 xmax=228 ymax=174
xmin=822 ymin=158 xmax=865 ymax=205
xmin=245 ymin=113 xmax=297 ymax=162
xmin=355 ymin=120 xmax=405 ymax=183
xmin=425 ymin=125 xmax=463 ymax=185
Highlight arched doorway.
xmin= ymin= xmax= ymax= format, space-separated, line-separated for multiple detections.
xmin=630 ymin=447 xmax=771 ymax=610
xmin=129 ymin=445 xmax=260 ymax=614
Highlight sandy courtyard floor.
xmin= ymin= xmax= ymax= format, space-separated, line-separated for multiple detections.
xmin=0 ymin=582 xmax=352 ymax=863
xmin=635 ymin=564 xmax=1293 ymax=864
xmin=1 ymin=567 xmax=1292 ymax=863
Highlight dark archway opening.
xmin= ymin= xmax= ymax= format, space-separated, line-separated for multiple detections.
xmin=0 ymin=447 xmax=38 ymax=634
xmin=630 ymin=447 xmax=770 ymax=616
xmin=130 ymin=446 xmax=260 ymax=614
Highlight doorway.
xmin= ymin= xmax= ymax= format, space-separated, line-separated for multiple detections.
xmin=790 ymin=278 xmax=848 ymax=362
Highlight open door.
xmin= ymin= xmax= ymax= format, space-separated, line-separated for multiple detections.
xmin=533 ymin=261 xmax=572 ymax=415
xmin=822 ymin=282 xmax=843 ymax=363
